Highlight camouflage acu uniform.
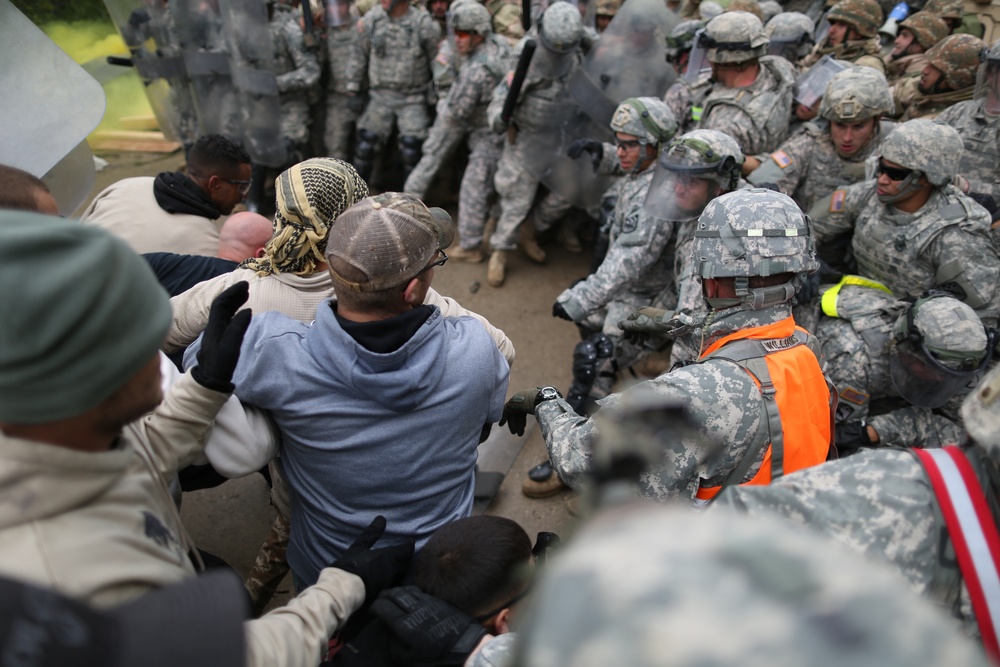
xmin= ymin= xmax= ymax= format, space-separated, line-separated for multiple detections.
xmin=486 ymin=32 xmax=579 ymax=251
xmin=555 ymin=161 xmax=676 ymax=366
xmin=937 ymin=99 xmax=1000 ymax=202
xmin=814 ymin=181 xmax=1000 ymax=327
xmin=346 ymin=4 xmax=442 ymax=141
xmin=537 ymin=302 xmax=823 ymax=501
xmin=815 ymin=284 xmax=965 ymax=447
xmin=747 ymin=120 xmax=889 ymax=212
xmin=663 ymin=55 xmax=796 ymax=155
xmin=270 ymin=3 xmax=322 ymax=147
xmin=324 ymin=18 xmax=362 ymax=160
xmin=715 ymin=445 xmax=996 ymax=642
xmin=407 ymin=34 xmax=512 ymax=249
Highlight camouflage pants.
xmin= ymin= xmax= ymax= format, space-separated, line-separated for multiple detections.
xmin=457 ymin=128 xmax=503 ymax=249
xmin=358 ymin=88 xmax=431 ymax=143
xmin=324 ymin=91 xmax=360 ymax=161
xmin=279 ymin=98 xmax=312 ymax=147
xmin=491 ymin=142 xmax=571 ymax=250
xmin=403 ymin=117 xmax=466 ymax=198
xmin=244 ymin=461 xmax=292 ymax=616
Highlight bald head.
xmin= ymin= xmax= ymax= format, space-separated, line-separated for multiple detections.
xmin=217 ymin=212 xmax=273 ymax=262
xmin=0 ymin=164 xmax=59 ymax=215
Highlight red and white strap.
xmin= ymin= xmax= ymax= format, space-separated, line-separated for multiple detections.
xmin=913 ymin=446 xmax=1000 ymax=664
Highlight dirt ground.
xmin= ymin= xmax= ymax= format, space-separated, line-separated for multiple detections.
xmin=82 ymin=150 xmax=591 ymax=607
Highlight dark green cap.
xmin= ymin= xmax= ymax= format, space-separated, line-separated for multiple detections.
xmin=0 ymin=212 xmax=171 ymax=423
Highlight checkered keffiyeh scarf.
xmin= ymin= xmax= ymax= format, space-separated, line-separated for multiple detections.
xmin=241 ymin=158 xmax=368 ymax=276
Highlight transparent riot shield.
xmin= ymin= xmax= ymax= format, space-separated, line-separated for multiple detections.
xmin=103 ymin=0 xmax=191 ymax=143
xmin=793 ymin=54 xmax=848 ymax=112
xmin=0 ymin=0 xmax=105 ymax=214
xmin=327 ymin=0 xmax=355 ymax=27
xmin=218 ymin=0 xmax=287 ymax=167
xmin=172 ymin=0 xmax=243 ymax=142
xmin=521 ymin=100 xmax=616 ymax=209
xmin=568 ymin=0 xmax=678 ymax=127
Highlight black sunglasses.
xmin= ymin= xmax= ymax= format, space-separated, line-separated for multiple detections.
xmin=877 ymin=159 xmax=914 ymax=182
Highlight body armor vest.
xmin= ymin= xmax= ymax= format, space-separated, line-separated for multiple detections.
xmin=367 ymin=8 xmax=433 ymax=91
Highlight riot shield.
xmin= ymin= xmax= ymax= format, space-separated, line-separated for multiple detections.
xmin=218 ymin=0 xmax=287 ymax=167
xmin=103 ymin=0 xmax=192 ymax=143
xmin=521 ymin=100 xmax=615 ymax=209
xmin=327 ymin=0 xmax=355 ymax=28
xmin=0 ymin=0 xmax=105 ymax=214
xmin=568 ymin=0 xmax=678 ymax=127
xmin=172 ymin=0 xmax=243 ymax=141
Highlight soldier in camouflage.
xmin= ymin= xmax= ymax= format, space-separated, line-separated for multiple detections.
xmin=715 ymin=360 xmax=1000 ymax=646
xmin=798 ymin=0 xmax=886 ymax=71
xmin=747 ymin=66 xmax=894 ymax=213
xmin=324 ymin=0 xmax=363 ymax=161
xmin=816 ymin=286 xmax=992 ymax=452
xmin=884 ymin=11 xmax=949 ymax=86
xmin=405 ymin=2 xmax=512 ymax=262
xmin=503 ymin=189 xmax=833 ymax=504
xmin=484 ymin=2 xmax=583 ymax=287
xmin=665 ymin=19 xmax=704 ymax=76
xmin=269 ymin=0 xmax=322 ymax=155
xmin=594 ymin=0 xmax=620 ymax=33
xmin=893 ymin=33 xmax=985 ymax=120
xmin=924 ymin=0 xmax=985 ymax=38
xmin=937 ymin=39 xmax=1000 ymax=205
xmin=764 ymin=11 xmax=815 ymax=64
xmin=628 ymin=129 xmax=745 ymax=368
xmin=484 ymin=0 xmax=525 ymax=44
xmin=663 ymin=11 xmax=797 ymax=156
xmin=552 ymin=98 xmax=678 ymax=405
xmin=346 ymin=0 xmax=442 ymax=181
xmin=813 ymin=119 xmax=1000 ymax=328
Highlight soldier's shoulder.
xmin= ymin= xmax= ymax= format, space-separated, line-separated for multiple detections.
xmin=934 ymin=98 xmax=980 ymax=124
xmin=760 ymin=54 xmax=797 ymax=85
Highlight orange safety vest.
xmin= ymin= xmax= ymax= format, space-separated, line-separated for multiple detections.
xmin=694 ymin=316 xmax=833 ymax=504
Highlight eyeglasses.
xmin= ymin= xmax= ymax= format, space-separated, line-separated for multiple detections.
xmin=615 ymin=138 xmax=642 ymax=150
xmin=224 ymin=178 xmax=253 ymax=195
xmin=419 ymin=249 xmax=448 ymax=275
xmin=877 ymin=159 xmax=914 ymax=182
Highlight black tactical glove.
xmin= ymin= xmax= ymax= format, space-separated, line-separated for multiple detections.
xmin=346 ymin=93 xmax=366 ymax=114
xmin=835 ymin=420 xmax=873 ymax=457
xmin=499 ymin=387 xmax=562 ymax=437
xmin=332 ymin=516 xmax=414 ymax=606
xmin=191 ymin=281 xmax=252 ymax=393
xmin=617 ymin=307 xmax=669 ymax=345
xmin=372 ymin=586 xmax=489 ymax=667
xmin=552 ymin=300 xmax=574 ymax=321
xmin=796 ymin=270 xmax=822 ymax=305
xmin=567 ymin=138 xmax=603 ymax=173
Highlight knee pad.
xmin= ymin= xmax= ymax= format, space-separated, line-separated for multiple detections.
xmin=355 ymin=129 xmax=379 ymax=161
xmin=399 ymin=135 xmax=423 ymax=170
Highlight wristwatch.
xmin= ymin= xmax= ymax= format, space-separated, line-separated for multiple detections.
xmin=536 ymin=386 xmax=562 ymax=404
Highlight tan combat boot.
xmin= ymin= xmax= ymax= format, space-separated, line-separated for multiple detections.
xmin=487 ymin=250 xmax=507 ymax=287
xmin=449 ymin=245 xmax=484 ymax=263
xmin=558 ymin=221 xmax=583 ymax=253
xmin=518 ymin=222 xmax=547 ymax=263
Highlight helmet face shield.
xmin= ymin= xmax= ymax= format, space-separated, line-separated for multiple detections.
xmin=684 ymin=29 xmax=712 ymax=82
xmin=889 ymin=337 xmax=990 ymax=408
xmin=975 ymin=57 xmax=1000 ymax=115
xmin=644 ymin=167 xmax=723 ymax=220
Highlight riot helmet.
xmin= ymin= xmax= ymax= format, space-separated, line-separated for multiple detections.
xmin=975 ymin=39 xmax=1000 ymax=115
xmin=610 ymin=98 xmax=678 ymax=174
xmin=924 ymin=0 xmax=963 ymax=22
xmin=451 ymin=1 xmax=493 ymax=34
xmin=895 ymin=12 xmax=948 ymax=55
xmin=643 ymin=129 xmax=744 ymax=221
xmin=666 ymin=19 xmax=705 ymax=72
xmin=692 ymin=188 xmax=818 ymax=310
xmin=878 ymin=119 xmax=962 ymax=204
xmin=539 ymin=1 xmax=585 ymax=53
xmin=889 ymin=293 xmax=993 ymax=409
xmin=819 ymin=66 xmax=893 ymax=122
xmin=699 ymin=11 xmax=769 ymax=64
xmin=700 ymin=2 xmax=724 ymax=20
xmin=765 ymin=11 xmax=816 ymax=60
xmin=759 ymin=0 xmax=782 ymax=23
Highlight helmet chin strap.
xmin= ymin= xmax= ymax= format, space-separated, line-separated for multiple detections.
xmin=877 ymin=170 xmax=923 ymax=204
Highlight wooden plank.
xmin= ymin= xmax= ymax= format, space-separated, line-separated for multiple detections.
xmin=89 ymin=137 xmax=182 ymax=154
xmin=120 ymin=115 xmax=160 ymax=131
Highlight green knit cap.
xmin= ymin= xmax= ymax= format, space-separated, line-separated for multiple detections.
xmin=0 ymin=212 xmax=171 ymax=423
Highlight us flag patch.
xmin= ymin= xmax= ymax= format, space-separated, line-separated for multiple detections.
xmin=830 ymin=190 xmax=846 ymax=212
xmin=839 ymin=387 xmax=869 ymax=405
xmin=771 ymin=150 xmax=793 ymax=168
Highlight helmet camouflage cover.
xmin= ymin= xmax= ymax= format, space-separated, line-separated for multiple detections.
xmin=766 ymin=12 xmax=816 ymax=58
xmin=759 ymin=0 xmax=782 ymax=23
xmin=610 ymin=97 xmax=678 ymax=146
xmin=819 ymin=66 xmax=893 ymax=121
xmin=702 ymin=11 xmax=769 ymax=63
xmin=826 ymin=0 xmax=883 ymax=39
xmin=879 ymin=118 xmax=963 ymax=186
xmin=962 ymin=362 xmax=1000 ymax=455
xmin=666 ymin=19 xmax=705 ymax=59
xmin=595 ymin=0 xmax=621 ymax=17
xmin=643 ymin=129 xmax=745 ymax=219
xmin=450 ymin=1 xmax=493 ymax=34
xmin=692 ymin=188 xmax=819 ymax=279
xmin=539 ymin=1 xmax=585 ymax=53
xmin=925 ymin=34 xmax=986 ymax=90
xmin=924 ymin=0 xmax=963 ymax=20
xmin=898 ymin=12 xmax=948 ymax=50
